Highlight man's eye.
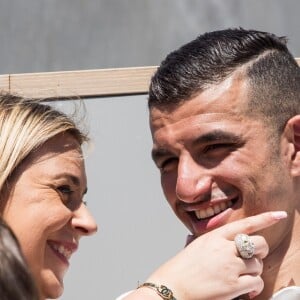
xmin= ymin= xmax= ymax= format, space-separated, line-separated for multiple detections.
xmin=203 ymin=143 xmax=232 ymax=153
xmin=159 ymin=157 xmax=178 ymax=172
xmin=57 ymin=185 xmax=73 ymax=194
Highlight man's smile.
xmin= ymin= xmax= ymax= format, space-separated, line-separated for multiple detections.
xmin=193 ymin=199 xmax=235 ymax=220
xmin=181 ymin=195 xmax=240 ymax=234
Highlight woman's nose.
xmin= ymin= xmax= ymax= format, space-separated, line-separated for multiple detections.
xmin=71 ymin=202 xmax=98 ymax=236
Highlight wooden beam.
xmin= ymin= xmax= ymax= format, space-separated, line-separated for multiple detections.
xmin=0 ymin=66 xmax=157 ymax=99
xmin=0 ymin=74 xmax=9 ymax=91
xmin=0 ymin=58 xmax=299 ymax=99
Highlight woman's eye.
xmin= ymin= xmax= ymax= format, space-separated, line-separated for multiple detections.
xmin=57 ymin=185 xmax=73 ymax=195
xmin=56 ymin=185 xmax=85 ymax=210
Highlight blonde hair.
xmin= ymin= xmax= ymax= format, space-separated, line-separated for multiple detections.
xmin=0 ymin=93 xmax=88 ymax=196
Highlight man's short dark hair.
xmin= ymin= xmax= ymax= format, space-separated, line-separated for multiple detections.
xmin=149 ymin=28 xmax=300 ymax=133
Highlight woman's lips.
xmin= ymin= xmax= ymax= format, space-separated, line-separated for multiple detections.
xmin=48 ymin=240 xmax=78 ymax=265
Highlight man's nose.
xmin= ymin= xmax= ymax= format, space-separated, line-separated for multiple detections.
xmin=175 ymin=156 xmax=212 ymax=203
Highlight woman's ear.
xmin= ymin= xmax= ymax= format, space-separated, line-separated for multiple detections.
xmin=286 ymin=115 xmax=300 ymax=177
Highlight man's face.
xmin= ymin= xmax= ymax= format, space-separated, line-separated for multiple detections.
xmin=150 ymin=73 xmax=295 ymax=250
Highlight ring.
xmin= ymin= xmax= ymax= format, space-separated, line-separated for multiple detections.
xmin=234 ymin=233 xmax=255 ymax=259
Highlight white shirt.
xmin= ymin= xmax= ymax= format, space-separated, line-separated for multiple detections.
xmin=115 ymin=291 xmax=132 ymax=300
xmin=271 ymin=286 xmax=300 ymax=299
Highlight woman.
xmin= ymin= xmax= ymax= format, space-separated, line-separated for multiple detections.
xmin=0 ymin=94 xmax=98 ymax=299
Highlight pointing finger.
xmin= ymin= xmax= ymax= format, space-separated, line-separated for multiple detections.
xmin=218 ymin=211 xmax=287 ymax=239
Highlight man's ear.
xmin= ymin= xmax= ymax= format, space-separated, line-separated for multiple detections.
xmin=286 ymin=115 xmax=300 ymax=177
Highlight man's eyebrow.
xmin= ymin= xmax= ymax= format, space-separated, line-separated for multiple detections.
xmin=151 ymin=148 xmax=172 ymax=163
xmin=151 ymin=130 xmax=242 ymax=162
xmin=192 ymin=130 xmax=243 ymax=146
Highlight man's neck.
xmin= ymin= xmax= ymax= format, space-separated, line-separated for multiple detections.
xmin=256 ymin=215 xmax=300 ymax=299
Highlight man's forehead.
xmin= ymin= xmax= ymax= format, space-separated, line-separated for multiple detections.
xmin=150 ymin=72 xmax=250 ymax=122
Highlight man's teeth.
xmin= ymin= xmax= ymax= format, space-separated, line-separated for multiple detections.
xmin=52 ymin=244 xmax=72 ymax=260
xmin=195 ymin=200 xmax=233 ymax=220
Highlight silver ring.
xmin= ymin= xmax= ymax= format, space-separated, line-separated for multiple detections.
xmin=234 ymin=233 xmax=255 ymax=259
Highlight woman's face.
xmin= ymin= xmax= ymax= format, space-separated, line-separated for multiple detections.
xmin=2 ymin=133 xmax=98 ymax=299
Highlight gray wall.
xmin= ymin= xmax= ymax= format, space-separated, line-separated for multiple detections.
xmin=1 ymin=1 xmax=300 ymax=299
xmin=1 ymin=0 xmax=300 ymax=74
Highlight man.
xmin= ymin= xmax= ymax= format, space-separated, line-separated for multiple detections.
xmin=148 ymin=28 xmax=300 ymax=299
